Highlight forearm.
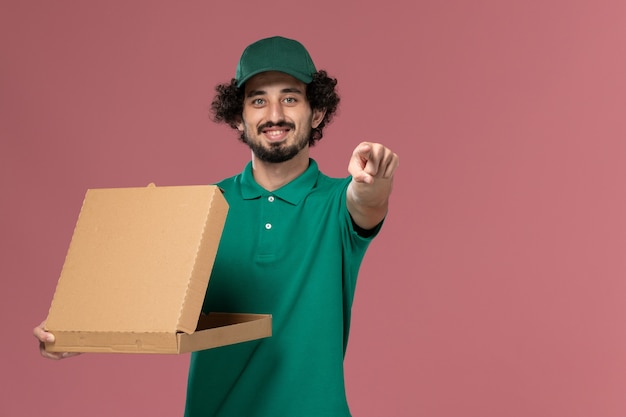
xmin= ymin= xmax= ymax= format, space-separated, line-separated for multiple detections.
xmin=346 ymin=176 xmax=393 ymax=230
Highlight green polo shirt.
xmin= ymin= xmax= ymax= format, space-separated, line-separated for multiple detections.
xmin=184 ymin=159 xmax=381 ymax=417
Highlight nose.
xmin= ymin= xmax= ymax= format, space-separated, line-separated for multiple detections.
xmin=267 ymin=101 xmax=285 ymax=123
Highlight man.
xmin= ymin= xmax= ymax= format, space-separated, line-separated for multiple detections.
xmin=34 ymin=36 xmax=399 ymax=416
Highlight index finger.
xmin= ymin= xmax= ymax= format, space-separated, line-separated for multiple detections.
xmin=354 ymin=142 xmax=373 ymax=160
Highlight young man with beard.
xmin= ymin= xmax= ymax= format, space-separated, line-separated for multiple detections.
xmin=34 ymin=36 xmax=399 ymax=416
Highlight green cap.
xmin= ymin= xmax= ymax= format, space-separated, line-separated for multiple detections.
xmin=235 ymin=36 xmax=317 ymax=88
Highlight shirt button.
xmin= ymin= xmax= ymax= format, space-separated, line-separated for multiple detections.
xmin=265 ymin=223 xmax=272 ymax=230
xmin=268 ymin=196 xmax=275 ymax=202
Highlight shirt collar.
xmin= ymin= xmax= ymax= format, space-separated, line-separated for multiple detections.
xmin=240 ymin=159 xmax=320 ymax=205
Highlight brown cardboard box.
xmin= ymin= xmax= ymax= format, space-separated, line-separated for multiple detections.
xmin=44 ymin=184 xmax=271 ymax=354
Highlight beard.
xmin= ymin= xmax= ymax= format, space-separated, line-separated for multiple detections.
xmin=240 ymin=121 xmax=312 ymax=163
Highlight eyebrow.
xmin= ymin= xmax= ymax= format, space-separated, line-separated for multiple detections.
xmin=246 ymin=87 xmax=304 ymax=98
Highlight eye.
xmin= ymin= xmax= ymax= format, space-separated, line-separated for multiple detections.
xmin=251 ymin=98 xmax=265 ymax=106
xmin=283 ymin=97 xmax=297 ymax=104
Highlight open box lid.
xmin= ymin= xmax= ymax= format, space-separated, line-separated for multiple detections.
xmin=44 ymin=184 xmax=271 ymax=354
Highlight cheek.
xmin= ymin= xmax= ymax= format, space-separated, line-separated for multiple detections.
xmin=240 ymin=109 xmax=262 ymax=129
xmin=238 ymin=112 xmax=255 ymax=132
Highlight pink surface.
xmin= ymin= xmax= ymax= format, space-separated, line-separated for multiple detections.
xmin=2 ymin=1 xmax=626 ymax=416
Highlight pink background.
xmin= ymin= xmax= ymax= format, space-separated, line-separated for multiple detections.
xmin=2 ymin=1 xmax=626 ymax=416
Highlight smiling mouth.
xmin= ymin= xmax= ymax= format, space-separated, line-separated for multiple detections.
xmin=264 ymin=128 xmax=289 ymax=138
xmin=259 ymin=122 xmax=295 ymax=142
xmin=259 ymin=122 xmax=295 ymax=133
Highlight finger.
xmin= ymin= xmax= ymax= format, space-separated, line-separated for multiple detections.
xmin=350 ymin=162 xmax=374 ymax=184
xmin=33 ymin=322 xmax=54 ymax=343
xmin=354 ymin=142 xmax=373 ymax=162
xmin=41 ymin=350 xmax=79 ymax=360
xmin=352 ymin=171 xmax=374 ymax=184
xmin=359 ymin=143 xmax=385 ymax=177
xmin=39 ymin=341 xmax=82 ymax=360
xmin=349 ymin=144 xmax=372 ymax=180
xmin=39 ymin=343 xmax=63 ymax=360
xmin=380 ymin=151 xmax=400 ymax=179
xmin=363 ymin=144 xmax=394 ymax=179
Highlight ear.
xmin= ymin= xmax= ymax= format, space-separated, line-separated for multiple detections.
xmin=311 ymin=108 xmax=326 ymax=129
xmin=236 ymin=117 xmax=244 ymax=132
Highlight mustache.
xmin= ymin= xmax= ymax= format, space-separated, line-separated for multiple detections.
xmin=257 ymin=121 xmax=296 ymax=134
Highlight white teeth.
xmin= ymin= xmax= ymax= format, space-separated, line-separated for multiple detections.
xmin=267 ymin=130 xmax=285 ymax=137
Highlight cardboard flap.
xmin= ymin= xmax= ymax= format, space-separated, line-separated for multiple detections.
xmin=45 ymin=184 xmax=228 ymax=336
xmin=177 ymin=313 xmax=272 ymax=353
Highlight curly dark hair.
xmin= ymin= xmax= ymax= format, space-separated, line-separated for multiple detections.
xmin=210 ymin=70 xmax=340 ymax=146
